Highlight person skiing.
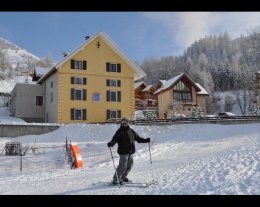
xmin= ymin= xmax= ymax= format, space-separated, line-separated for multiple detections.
xmin=107 ymin=117 xmax=150 ymax=185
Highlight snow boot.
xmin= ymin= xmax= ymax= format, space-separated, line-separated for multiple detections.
xmin=111 ymin=179 xmax=124 ymax=185
xmin=122 ymin=178 xmax=132 ymax=183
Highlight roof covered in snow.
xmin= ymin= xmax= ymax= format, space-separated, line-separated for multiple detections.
xmin=134 ymin=81 xmax=146 ymax=90
xmin=37 ymin=32 xmax=146 ymax=84
xmin=142 ymin=85 xmax=154 ymax=92
xmin=159 ymin=80 xmax=167 ymax=87
xmin=162 ymin=73 xmax=183 ymax=89
xmin=196 ymin=83 xmax=209 ymax=95
xmin=35 ymin=67 xmax=51 ymax=77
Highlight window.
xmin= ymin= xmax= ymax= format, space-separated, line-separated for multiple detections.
xmin=71 ymin=108 xmax=86 ymax=120
xmin=75 ymin=78 xmax=83 ymax=84
xmin=75 ymin=90 xmax=82 ymax=100
xmin=110 ymin=91 xmax=117 ymax=101
xmin=75 ymin=61 xmax=83 ymax=69
xmin=50 ymin=81 xmax=53 ymax=88
xmin=174 ymin=92 xmax=192 ymax=101
xmin=173 ymin=81 xmax=192 ymax=101
xmin=71 ymin=89 xmax=87 ymax=100
xmin=106 ymin=109 xmax=121 ymax=120
xmin=110 ymin=110 xmax=117 ymax=118
xmin=173 ymin=81 xmax=190 ymax=91
xmin=106 ymin=90 xmax=121 ymax=102
xmin=93 ymin=93 xmax=100 ymax=102
xmin=36 ymin=96 xmax=43 ymax=106
xmin=109 ymin=63 xmax=117 ymax=72
xmin=75 ymin=109 xmax=82 ymax=120
xmin=71 ymin=77 xmax=87 ymax=85
xmin=110 ymin=80 xmax=117 ymax=86
xmin=50 ymin=92 xmax=53 ymax=103
xmin=106 ymin=79 xmax=121 ymax=87
xmin=71 ymin=60 xmax=87 ymax=70
xmin=106 ymin=62 xmax=121 ymax=73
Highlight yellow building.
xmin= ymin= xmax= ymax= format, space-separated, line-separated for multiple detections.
xmin=37 ymin=32 xmax=146 ymax=123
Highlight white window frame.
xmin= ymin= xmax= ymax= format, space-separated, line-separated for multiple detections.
xmin=109 ymin=80 xmax=117 ymax=87
xmin=110 ymin=91 xmax=118 ymax=102
xmin=110 ymin=110 xmax=118 ymax=119
xmin=74 ymin=89 xmax=84 ymax=100
xmin=74 ymin=60 xmax=84 ymax=70
xmin=109 ymin=63 xmax=117 ymax=72
xmin=74 ymin=77 xmax=83 ymax=84
xmin=74 ymin=108 xmax=83 ymax=120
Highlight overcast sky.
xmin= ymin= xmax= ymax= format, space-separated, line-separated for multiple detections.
xmin=0 ymin=12 xmax=259 ymax=63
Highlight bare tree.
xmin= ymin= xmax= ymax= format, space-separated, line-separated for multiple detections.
xmin=244 ymin=27 xmax=260 ymax=71
xmin=232 ymin=27 xmax=260 ymax=115
xmin=224 ymin=94 xmax=235 ymax=112
xmin=232 ymin=70 xmax=255 ymax=115
xmin=206 ymin=93 xmax=221 ymax=114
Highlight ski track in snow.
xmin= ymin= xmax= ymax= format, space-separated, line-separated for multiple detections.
xmin=0 ymin=123 xmax=259 ymax=194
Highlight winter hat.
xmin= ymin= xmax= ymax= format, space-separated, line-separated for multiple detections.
xmin=121 ymin=117 xmax=129 ymax=122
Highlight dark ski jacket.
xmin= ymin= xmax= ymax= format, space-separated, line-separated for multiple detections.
xmin=108 ymin=125 xmax=148 ymax=155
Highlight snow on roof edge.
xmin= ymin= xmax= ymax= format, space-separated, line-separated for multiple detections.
xmin=196 ymin=83 xmax=209 ymax=95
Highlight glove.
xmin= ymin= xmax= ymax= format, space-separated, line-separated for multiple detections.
xmin=107 ymin=142 xmax=113 ymax=147
xmin=146 ymin=138 xmax=150 ymax=143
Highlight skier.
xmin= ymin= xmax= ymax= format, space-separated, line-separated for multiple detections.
xmin=107 ymin=117 xmax=150 ymax=185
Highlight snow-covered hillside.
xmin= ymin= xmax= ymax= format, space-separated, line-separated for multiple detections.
xmin=0 ymin=37 xmax=39 ymax=68
xmin=0 ymin=107 xmax=259 ymax=195
xmin=0 ymin=37 xmax=39 ymax=105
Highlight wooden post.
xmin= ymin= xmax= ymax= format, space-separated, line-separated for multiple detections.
xmin=94 ymin=141 xmax=96 ymax=166
xmin=20 ymin=154 xmax=22 ymax=172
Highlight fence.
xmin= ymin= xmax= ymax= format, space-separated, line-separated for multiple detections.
xmin=0 ymin=124 xmax=60 ymax=137
xmin=0 ymin=141 xmax=113 ymax=174
xmin=0 ymin=144 xmax=66 ymax=174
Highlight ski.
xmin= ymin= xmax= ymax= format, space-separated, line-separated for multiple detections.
xmin=124 ymin=180 xmax=158 ymax=188
xmin=92 ymin=180 xmax=158 ymax=188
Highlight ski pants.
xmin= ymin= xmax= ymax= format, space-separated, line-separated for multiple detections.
xmin=113 ymin=154 xmax=133 ymax=182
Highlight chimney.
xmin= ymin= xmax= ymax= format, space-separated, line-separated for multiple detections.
xmin=62 ymin=51 xmax=68 ymax=57
xmin=85 ymin=36 xmax=90 ymax=40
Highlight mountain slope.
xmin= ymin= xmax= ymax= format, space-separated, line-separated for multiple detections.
xmin=0 ymin=37 xmax=41 ymax=106
xmin=0 ymin=37 xmax=40 ymax=71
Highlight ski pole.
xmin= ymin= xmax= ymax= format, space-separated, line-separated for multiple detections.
xmin=148 ymin=142 xmax=154 ymax=181
xmin=109 ymin=147 xmax=121 ymax=187
xmin=148 ymin=142 xmax=152 ymax=165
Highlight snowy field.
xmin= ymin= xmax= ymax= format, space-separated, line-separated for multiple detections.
xmin=0 ymin=108 xmax=260 ymax=195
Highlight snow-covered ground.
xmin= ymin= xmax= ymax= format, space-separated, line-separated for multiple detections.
xmin=0 ymin=108 xmax=259 ymax=195
xmin=0 ymin=107 xmax=26 ymax=123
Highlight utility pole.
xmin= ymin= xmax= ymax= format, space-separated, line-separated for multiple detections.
xmin=160 ymin=89 xmax=163 ymax=119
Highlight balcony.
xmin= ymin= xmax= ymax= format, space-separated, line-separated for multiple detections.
xmin=135 ymin=98 xmax=158 ymax=110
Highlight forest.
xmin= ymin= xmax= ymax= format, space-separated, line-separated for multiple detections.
xmin=140 ymin=28 xmax=260 ymax=115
